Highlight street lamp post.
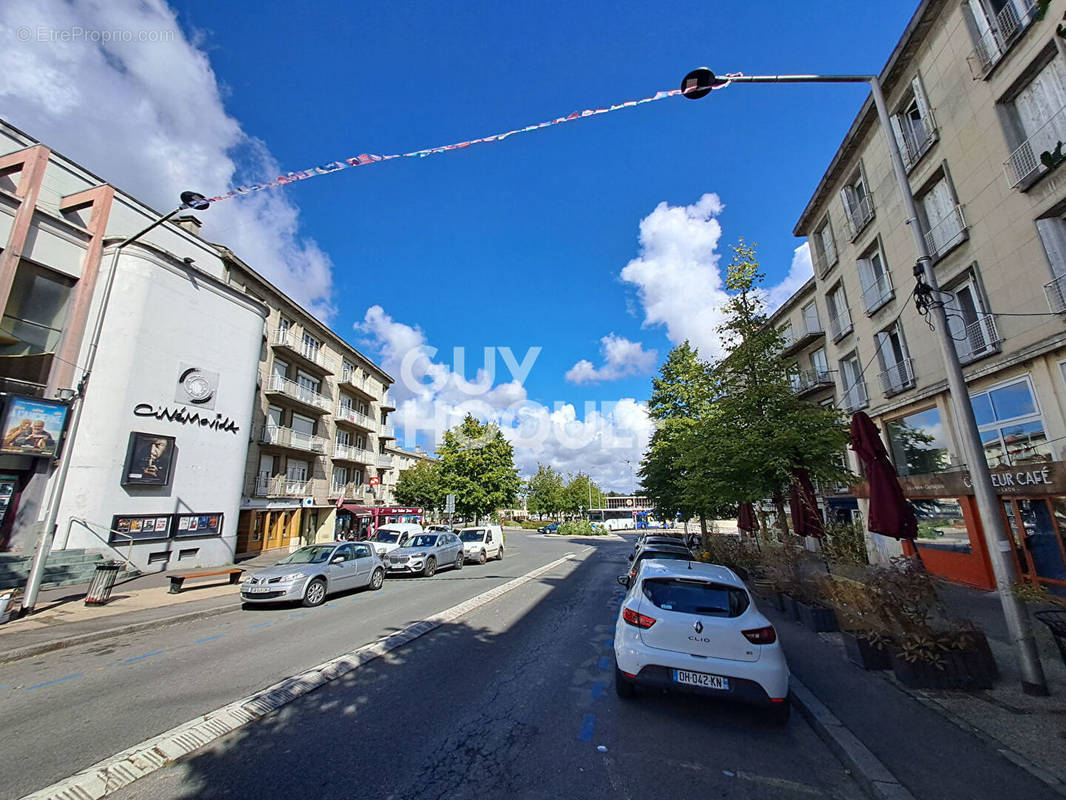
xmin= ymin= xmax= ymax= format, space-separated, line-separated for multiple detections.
xmin=682 ymin=68 xmax=1048 ymax=695
xmin=20 ymin=192 xmax=210 ymax=615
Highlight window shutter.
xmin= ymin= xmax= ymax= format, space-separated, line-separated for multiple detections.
xmin=822 ymin=223 xmax=837 ymax=265
xmin=840 ymin=187 xmax=855 ymax=226
xmin=857 ymin=258 xmax=873 ymax=294
xmin=889 ymin=114 xmax=910 ymax=166
xmin=911 ymin=76 xmax=932 ymax=129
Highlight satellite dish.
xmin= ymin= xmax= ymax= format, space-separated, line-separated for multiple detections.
xmin=680 ymin=67 xmax=726 ymax=100
xmin=180 ymin=191 xmax=210 ymax=211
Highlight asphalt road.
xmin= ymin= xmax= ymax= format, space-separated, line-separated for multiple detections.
xmin=0 ymin=530 xmax=584 ymax=799
xmin=104 ymin=536 xmax=862 ymax=800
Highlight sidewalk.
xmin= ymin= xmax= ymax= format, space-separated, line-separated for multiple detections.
xmin=0 ymin=551 xmax=282 ymax=663
xmin=764 ymin=586 xmax=1066 ymax=799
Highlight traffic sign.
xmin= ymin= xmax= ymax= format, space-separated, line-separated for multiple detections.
xmin=445 ymin=493 xmax=456 ymax=513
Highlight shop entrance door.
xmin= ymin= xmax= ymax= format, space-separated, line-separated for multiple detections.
xmin=1001 ymin=498 xmax=1066 ymax=594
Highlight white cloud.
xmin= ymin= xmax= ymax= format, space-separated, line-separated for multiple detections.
xmin=357 ymin=305 xmax=651 ymax=491
xmin=619 ymin=193 xmax=810 ymax=359
xmin=565 ymin=334 xmax=657 ymax=384
xmin=765 ymin=242 xmax=813 ymax=312
xmin=0 ymin=0 xmax=335 ymax=318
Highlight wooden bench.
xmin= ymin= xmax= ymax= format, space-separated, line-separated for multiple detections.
xmin=168 ymin=568 xmax=244 ymax=594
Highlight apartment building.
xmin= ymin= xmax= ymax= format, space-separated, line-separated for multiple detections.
xmin=780 ymin=0 xmax=1066 ymax=591
xmin=220 ymin=247 xmax=398 ymax=556
xmin=377 ymin=444 xmax=434 ymax=506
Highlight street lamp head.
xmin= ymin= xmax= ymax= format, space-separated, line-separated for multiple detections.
xmin=681 ymin=67 xmax=727 ymax=99
xmin=180 ymin=191 xmax=210 ymax=211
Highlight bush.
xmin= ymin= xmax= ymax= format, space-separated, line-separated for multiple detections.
xmin=821 ymin=521 xmax=869 ymax=568
xmin=556 ymin=520 xmax=609 ymax=536
xmin=696 ymin=535 xmax=763 ymax=579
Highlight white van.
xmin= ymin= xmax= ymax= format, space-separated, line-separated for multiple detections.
xmin=368 ymin=522 xmax=424 ymax=557
xmin=459 ymin=525 xmax=504 ymax=563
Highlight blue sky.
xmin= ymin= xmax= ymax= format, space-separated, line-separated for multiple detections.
xmin=0 ymin=0 xmax=919 ymax=488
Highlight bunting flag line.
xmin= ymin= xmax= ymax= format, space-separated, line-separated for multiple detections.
xmin=204 ymin=80 xmax=733 ymax=203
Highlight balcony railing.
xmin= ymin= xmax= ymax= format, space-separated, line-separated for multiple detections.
xmin=812 ymin=237 xmax=838 ymax=277
xmin=260 ymin=425 xmax=327 ymax=454
xmin=955 ymin=313 xmax=1003 ymax=364
xmin=828 ymin=309 xmax=853 ymax=341
xmin=0 ymin=314 xmax=63 ymax=356
xmin=924 ymin=204 xmax=967 ymax=258
xmin=330 ymin=480 xmax=358 ymax=500
xmin=861 ymin=271 xmax=894 ymax=314
xmin=843 ymin=194 xmax=874 ymax=241
xmin=1045 ymin=274 xmax=1066 ymax=313
xmin=792 ymin=368 xmax=835 ymax=396
xmin=333 ymin=443 xmax=374 ymax=463
xmin=271 ymin=328 xmax=333 ymax=372
xmin=781 ymin=318 xmax=825 ymax=356
xmin=254 ymin=474 xmax=312 ymax=497
xmin=899 ymin=115 xmax=937 ymax=169
xmin=879 ymin=358 xmax=916 ymax=397
xmin=266 ymin=375 xmax=332 ymax=411
xmin=1003 ymin=103 xmax=1066 ymax=189
xmin=841 ymin=377 xmax=869 ymax=412
xmin=377 ymin=453 xmax=394 ymax=468
xmin=380 ymin=421 xmax=395 ymax=438
xmin=968 ymin=0 xmax=1038 ymax=78
xmin=335 ymin=405 xmax=377 ymax=431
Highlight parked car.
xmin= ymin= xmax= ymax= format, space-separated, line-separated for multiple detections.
xmin=368 ymin=522 xmax=423 ymax=557
xmin=630 ymin=535 xmax=689 ymax=559
xmin=621 ymin=543 xmax=694 ymax=588
xmin=386 ymin=532 xmax=465 ymax=577
xmin=613 ymin=559 xmax=790 ymax=724
xmin=427 ymin=524 xmax=454 ymax=533
xmin=538 ymin=522 xmax=559 ymax=533
xmin=460 ymin=525 xmax=504 ymax=563
xmin=240 ymin=542 xmax=385 ymax=607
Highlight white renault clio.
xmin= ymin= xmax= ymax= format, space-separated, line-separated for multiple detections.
xmin=613 ymin=559 xmax=791 ymax=724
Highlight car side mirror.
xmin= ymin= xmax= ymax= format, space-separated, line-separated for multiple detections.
xmin=627 ymin=554 xmax=633 ymax=561
xmin=331 ymin=556 xmax=344 ymax=564
xmin=616 ymin=575 xmax=628 ymax=587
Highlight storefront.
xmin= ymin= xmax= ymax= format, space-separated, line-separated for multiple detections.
xmin=235 ymin=506 xmax=303 ymax=556
xmin=335 ymin=505 xmax=423 ymax=539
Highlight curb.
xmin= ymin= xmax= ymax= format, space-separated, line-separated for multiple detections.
xmin=789 ymin=675 xmax=916 ymax=800
xmin=0 ymin=601 xmax=243 ymax=665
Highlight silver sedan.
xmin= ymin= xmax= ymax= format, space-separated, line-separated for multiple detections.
xmin=385 ymin=532 xmax=464 ymax=577
xmin=240 ymin=542 xmax=385 ymax=607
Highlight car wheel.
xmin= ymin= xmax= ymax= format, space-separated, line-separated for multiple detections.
xmin=422 ymin=557 xmax=437 ymax=577
xmin=496 ymin=546 xmax=504 ymax=560
xmin=455 ymin=552 xmax=464 ymax=570
xmin=768 ymin=696 xmax=792 ymax=726
xmin=614 ymin=665 xmax=636 ymax=699
xmin=302 ymin=578 xmax=327 ymax=607
xmin=369 ymin=568 xmax=384 ymax=590
xmin=478 ymin=549 xmax=487 ymax=565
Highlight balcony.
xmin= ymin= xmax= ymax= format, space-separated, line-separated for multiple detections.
xmin=781 ymin=319 xmax=825 ymax=356
xmin=843 ymin=194 xmax=874 ymax=241
xmin=379 ymin=421 xmax=396 ymax=439
xmin=330 ymin=481 xmax=358 ymax=501
xmin=899 ymin=115 xmax=937 ymax=170
xmin=924 ymin=204 xmax=967 ymax=259
xmin=861 ymin=272 xmax=894 ymax=315
xmin=335 ymin=405 xmax=377 ymax=431
xmin=812 ymin=238 xmax=838 ymax=277
xmin=1045 ymin=274 xmax=1066 ymax=313
xmin=265 ymin=375 xmax=332 ymax=413
xmin=792 ymin=368 xmax=835 ymax=398
xmin=339 ymin=368 xmax=377 ymax=401
xmin=254 ymin=474 xmax=312 ymax=498
xmin=260 ymin=425 xmax=327 ymax=454
xmin=828 ymin=309 xmax=853 ymax=342
xmin=879 ymin=358 xmax=916 ymax=397
xmin=333 ymin=443 xmax=375 ymax=464
xmin=955 ymin=313 xmax=1003 ymax=364
xmin=377 ymin=453 xmax=394 ymax=468
xmin=271 ymin=328 xmax=335 ymax=374
xmin=967 ymin=0 xmax=1038 ymax=78
xmin=1003 ymin=104 xmax=1066 ymax=189
xmin=841 ymin=378 xmax=869 ymax=413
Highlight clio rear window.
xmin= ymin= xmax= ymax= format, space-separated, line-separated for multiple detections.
xmin=641 ymin=578 xmax=749 ymax=617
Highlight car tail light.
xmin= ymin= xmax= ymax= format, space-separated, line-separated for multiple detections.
xmin=622 ymin=606 xmax=656 ymax=629
xmin=742 ymin=625 xmax=777 ymax=644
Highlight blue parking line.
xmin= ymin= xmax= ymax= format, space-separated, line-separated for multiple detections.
xmin=248 ymin=621 xmax=272 ymax=629
xmin=122 ymin=650 xmax=164 ymax=663
xmin=578 ymin=714 xmax=596 ymax=741
xmin=604 ymin=639 xmax=614 ymax=649
xmin=591 ymin=682 xmax=607 ymax=698
xmin=597 ymin=655 xmax=610 ymax=670
xmin=26 ymin=673 xmax=83 ymax=690
xmin=193 ymin=634 xmax=224 ymax=644
xmin=288 ymin=611 xmax=309 ymax=618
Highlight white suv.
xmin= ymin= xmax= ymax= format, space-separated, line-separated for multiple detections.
xmin=459 ymin=525 xmax=504 ymax=563
xmin=613 ymin=559 xmax=790 ymax=724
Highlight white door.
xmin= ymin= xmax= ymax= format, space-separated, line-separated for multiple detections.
xmin=272 ymin=359 xmax=288 ymax=390
xmin=287 ymin=458 xmax=309 ymax=493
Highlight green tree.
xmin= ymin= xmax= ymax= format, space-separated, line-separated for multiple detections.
xmin=437 ymin=415 xmax=521 ymax=522
xmin=393 ymin=459 xmax=444 ymax=511
xmin=562 ymin=472 xmax=603 ymax=516
xmin=526 ymin=463 xmax=565 ymax=519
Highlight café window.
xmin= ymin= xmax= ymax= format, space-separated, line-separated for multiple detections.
xmin=970 ymin=377 xmax=1051 ymax=466
xmin=886 ymin=407 xmax=951 ymax=477
xmin=0 ymin=261 xmax=75 ymax=386
xmin=911 ymin=498 xmax=971 ymax=554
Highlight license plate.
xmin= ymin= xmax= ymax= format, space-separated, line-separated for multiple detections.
xmin=243 ymin=586 xmax=273 ymax=594
xmin=673 ymin=669 xmax=729 ymax=690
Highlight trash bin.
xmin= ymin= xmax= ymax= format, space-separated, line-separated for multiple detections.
xmin=84 ymin=562 xmax=122 ymax=606
xmin=1033 ymin=609 xmax=1066 ymax=666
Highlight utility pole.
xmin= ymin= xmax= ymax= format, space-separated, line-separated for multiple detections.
xmin=682 ymin=68 xmax=1047 ymax=694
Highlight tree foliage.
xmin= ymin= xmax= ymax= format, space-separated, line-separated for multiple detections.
xmin=561 ymin=472 xmax=603 ymax=514
xmin=393 ymin=459 xmax=444 ymax=511
xmin=526 ymin=463 xmax=565 ymax=518
xmin=436 ymin=415 xmax=521 ymax=521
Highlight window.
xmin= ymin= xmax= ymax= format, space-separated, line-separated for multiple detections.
xmin=918 ymin=174 xmax=966 ymax=258
xmin=1036 ymin=212 xmax=1066 ymax=311
xmin=801 ymin=301 xmax=821 ymax=335
xmin=339 ymin=393 xmax=354 ymax=414
xmin=886 ymin=408 xmax=951 ymax=477
xmin=811 ymin=216 xmax=838 ymax=275
xmin=336 ymin=429 xmax=351 ymax=448
xmin=970 ymin=378 xmax=1050 ymax=466
xmin=301 ymin=331 xmax=321 ymax=362
xmin=858 ymin=242 xmax=894 ymax=314
xmin=287 ymin=458 xmax=309 ymax=483
xmin=965 ymin=0 xmax=1039 ymax=77
xmin=296 ymin=370 xmax=320 ymax=398
xmin=891 ymin=76 xmax=937 ymax=169
xmin=838 ymin=353 xmax=868 ymax=412
xmin=876 ymin=322 xmax=914 ymax=396
xmin=333 ymin=466 xmax=349 ymax=492
xmin=810 ymin=348 xmax=829 ymax=377
xmin=1003 ymin=52 xmax=1066 ymax=188
xmin=840 ymin=165 xmax=874 ymax=240
xmin=271 ymin=358 xmax=289 ymax=390
xmin=779 ymin=321 xmax=794 ymax=349
xmin=278 ymin=316 xmax=292 ymax=335
xmin=0 ymin=262 xmax=74 ymax=385
xmin=341 ymin=360 xmax=355 ymax=383
xmin=826 ymin=284 xmax=853 ymax=341
xmin=944 ymin=271 xmax=1001 ymax=363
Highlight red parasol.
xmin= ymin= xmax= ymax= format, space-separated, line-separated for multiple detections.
xmin=737 ymin=502 xmax=758 ymax=534
xmin=849 ymin=411 xmax=918 ymax=540
xmin=789 ymin=468 xmax=825 ymax=538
